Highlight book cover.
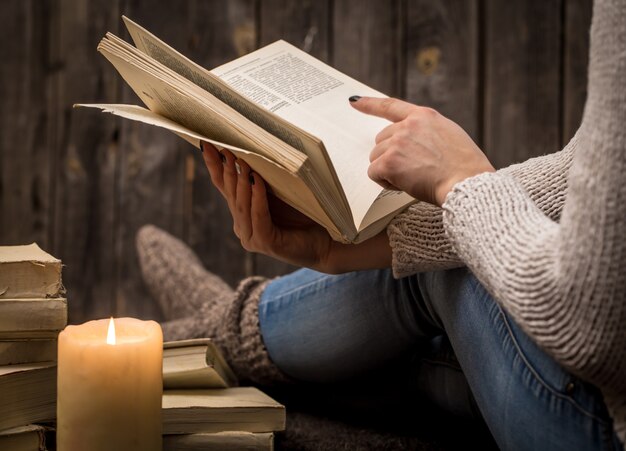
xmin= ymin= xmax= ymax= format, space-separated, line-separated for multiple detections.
xmin=0 ymin=424 xmax=54 ymax=451
xmin=0 ymin=339 xmax=58 ymax=366
xmin=163 ymin=431 xmax=273 ymax=451
xmin=0 ymin=244 xmax=64 ymax=299
xmin=162 ymin=387 xmax=286 ymax=434
xmin=164 ymin=338 xmax=238 ymax=389
xmin=0 ymin=298 xmax=67 ymax=339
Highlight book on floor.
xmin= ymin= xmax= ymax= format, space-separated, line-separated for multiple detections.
xmin=77 ymin=16 xmax=416 ymax=244
xmin=0 ymin=339 xmax=57 ymax=366
xmin=0 ymin=424 xmax=54 ymax=451
xmin=0 ymin=298 xmax=67 ymax=339
xmin=0 ymin=362 xmax=57 ymax=431
xmin=162 ymin=387 xmax=286 ymax=435
xmin=163 ymin=338 xmax=237 ymax=389
xmin=163 ymin=431 xmax=274 ymax=451
xmin=0 ymin=243 xmax=64 ymax=299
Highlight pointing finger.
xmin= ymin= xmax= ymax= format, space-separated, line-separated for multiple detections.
xmin=350 ymin=96 xmax=416 ymax=122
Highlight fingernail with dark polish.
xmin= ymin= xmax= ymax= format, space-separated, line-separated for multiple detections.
xmin=220 ymin=153 xmax=226 ymax=164
xmin=349 ymin=95 xmax=361 ymax=103
xmin=249 ymin=173 xmax=255 ymax=185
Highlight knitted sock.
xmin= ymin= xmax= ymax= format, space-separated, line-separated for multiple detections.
xmin=160 ymin=277 xmax=291 ymax=386
xmin=136 ymin=225 xmax=290 ymax=386
xmin=136 ymin=225 xmax=233 ymax=320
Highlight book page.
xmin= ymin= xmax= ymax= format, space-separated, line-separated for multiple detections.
xmin=77 ymin=104 xmax=343 ymax=240
xmin=123 ymin=17 xmax=312 ymax=155
xmin=212 ymin=40 xmax=401 ymax=229
xmin=118 ymin=17 xmax=413 ymax=239
xmin=98 ymin=36 xmax=299 ymax=170
xmin=122 ymin=17 xmax=350 ymax=228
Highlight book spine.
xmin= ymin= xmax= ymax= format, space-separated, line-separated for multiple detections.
xmin=0 ymin=340 xmax=58 ymax=365
xmin=0 ymin=262 xmax=64 ymax=299
xmin=163 ymin=432 xmax=273 ymax=451
xmin=0 ymin=298 xmax=67 ymax=333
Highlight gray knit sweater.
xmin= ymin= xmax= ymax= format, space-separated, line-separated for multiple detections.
xmin=387 ymin=0 xmax=625 ymax=445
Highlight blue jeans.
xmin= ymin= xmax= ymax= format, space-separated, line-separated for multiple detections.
xmin=258 ymin=268 xmax=622 ymax=450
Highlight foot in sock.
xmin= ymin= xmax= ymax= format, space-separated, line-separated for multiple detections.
xmin=159 ymin=273 xmax=291 ymax=385
xmin=136 ymin=224 xmax=234 ymax=321
xmin=135 ymin=225 xmax=291 ymax=385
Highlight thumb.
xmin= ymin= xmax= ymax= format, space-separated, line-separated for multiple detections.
xmin=349 ymin=96 xmax=416 ymax=122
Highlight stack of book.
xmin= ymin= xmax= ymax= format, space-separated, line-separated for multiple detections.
xmin=162 ymin=339 xmax=286 ymax=450
xmin=0 ymin=243 xmax=67 ymax=450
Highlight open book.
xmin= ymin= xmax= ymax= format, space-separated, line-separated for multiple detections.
xmin=78 ymin=17 xmax=415 ymax=243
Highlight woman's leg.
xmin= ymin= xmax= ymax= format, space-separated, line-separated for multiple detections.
xmin=258 ymin=267 xmax=440 ymax=382
xmin=417 ymin=268 xmax=621 ymax=450
xmin=258 ymin=267 xmax=620 ymax=450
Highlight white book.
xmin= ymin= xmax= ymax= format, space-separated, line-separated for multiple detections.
xmin=78 ymin=16 xmax=416 ymax=244
xmin=0 ymin=340 xmax=57 ymax=366
xmin=0 ymin=244 xmax=63 ymax=299
xmin=163 ymin=431 xmax=273 ymax=451
xmin=162 ymin=387 xmax=285 ymax=435
xmin=0 ymin=424 xmax=53 ymax=451
xmin=0 ymin=362 xmax=56 ymax=431
xmin=0 ymin=298 xmax=67 ymax=339
xmin=163 ymin=338 xmax=237 ymax=389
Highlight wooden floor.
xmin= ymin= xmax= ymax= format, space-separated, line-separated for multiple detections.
xmin=0 ymin=0 xmax=592 ymax=323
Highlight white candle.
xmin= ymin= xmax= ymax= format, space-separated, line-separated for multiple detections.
xmin=57 ymin=317 xmax=163 ymax=451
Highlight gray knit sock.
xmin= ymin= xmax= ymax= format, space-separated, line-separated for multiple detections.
xmin=215 ymin=276 xmax=292 ymax=385
xmin=136 ymin=225 xmax=233 ymax=320
xmin=136 ymin=225 xmax=290 ymax=386
xmin=159 ymin=277 xmax=291 ymax=386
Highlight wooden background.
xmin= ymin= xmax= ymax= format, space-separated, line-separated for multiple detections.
xmin=0 ymin=0 xmax=592 ymax=324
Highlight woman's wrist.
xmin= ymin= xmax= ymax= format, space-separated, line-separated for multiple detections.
xmin=321 ymin=230 xmax=392 ymax=274
xmin=436 ymin=166 xmax=496 ymax=207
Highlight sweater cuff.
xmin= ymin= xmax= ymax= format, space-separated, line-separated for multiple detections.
xmin=387 ymin=202 xmax=463 ymax=279
xmin=442 ymin=172 xmax=520 ymax=255
xmin=441 ymin=170 xmax=556 ymax=294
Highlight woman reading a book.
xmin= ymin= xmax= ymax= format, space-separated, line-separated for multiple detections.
xmin=137 ymin=0 xmax=624 ymax=449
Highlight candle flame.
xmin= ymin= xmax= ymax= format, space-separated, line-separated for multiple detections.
xmin=106 ymin=317 xmax=116 ymax=345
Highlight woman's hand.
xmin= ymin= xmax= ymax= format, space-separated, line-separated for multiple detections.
xmin=351 ymin=97 xmax=495 ymax=206
xmin=200 ymin=142 xmax=391 ymax=273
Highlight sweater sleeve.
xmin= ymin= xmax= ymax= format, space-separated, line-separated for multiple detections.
xmin=442 ymin=0 xmax=625 ymax=441
xmin=387 ymin=137 xmax=575 ymax=277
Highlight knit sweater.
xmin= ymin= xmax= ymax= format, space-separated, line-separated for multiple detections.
xmin=387 ymin=0 xmax=625 ymax=445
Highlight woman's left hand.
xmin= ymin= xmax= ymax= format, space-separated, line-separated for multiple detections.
xmin=351 ymin=97 xmax=495 ymax=206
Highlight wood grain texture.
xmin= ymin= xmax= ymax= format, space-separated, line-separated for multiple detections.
xmin=183 ymin=0 xmax=257 ymax=289
xmin=254 ymin=0 xmax=332 ymax=278
xmin=0 ymin=1 xmax=593 ymax=323
xmin=333 ymin=0 xmax=402 ymax=97
xmin=115 ymin=0 xmax=193 ymax=321
xmin=483 ymin=0 xmax=562 ymax=168
xmin=49 ymin=0 xmax=121 ymax=323
xmin=0 ymin=0 xmax=53 ymax=248
xmin=405 ymin=0 xmax=480 ymax=141
xmin=563 ymin=0 xmax=592 ymax=145
xmin=259 ymin=0 xmax=331 ymax=62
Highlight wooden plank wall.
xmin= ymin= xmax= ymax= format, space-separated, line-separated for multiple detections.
xmin=0 ymin=0 xmax=592 ymax=324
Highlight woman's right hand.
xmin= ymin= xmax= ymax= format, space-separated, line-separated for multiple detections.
xmin=200 ymin=142 xmax=392 ymax=273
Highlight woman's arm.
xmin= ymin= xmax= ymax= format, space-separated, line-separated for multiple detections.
xmin=363 ymin=0 xmax=625 ymax=437
xmin=440 ymin=0 xmax=626 ymax=403
xmin=388 ymin=140 xmax=575 ymax=277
